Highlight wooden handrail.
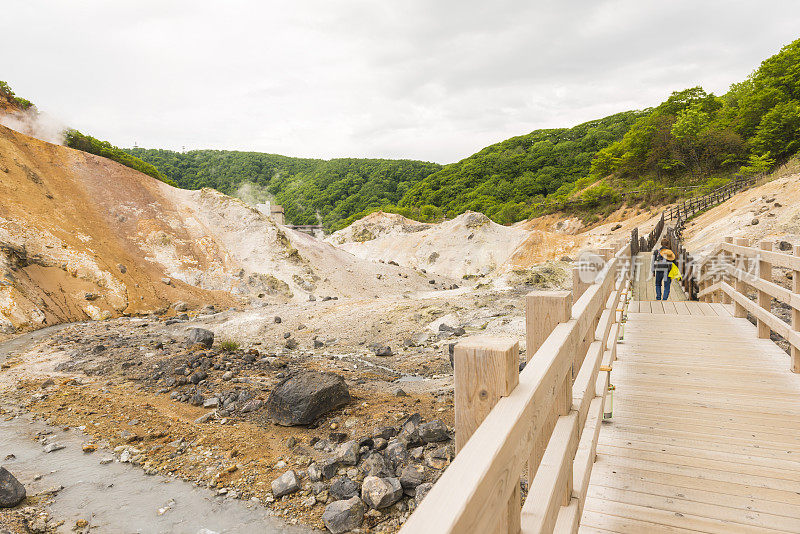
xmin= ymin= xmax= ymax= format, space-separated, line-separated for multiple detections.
xmin=696 ymin=240 xmax=800 ymax=372
xmin=666 ymin=175 xmax=759 ymax=224
xmin=400 ymin=245 xmax=630 ymax=534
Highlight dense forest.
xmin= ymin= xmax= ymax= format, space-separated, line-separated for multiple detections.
xmin=393 ymin=111 xmax=645 ymax=224
xmin=592 ymin=37 xmax=800 ymax=193
xmin=124 ymin=148 xmax=442 ymax=229
xmin=126 ymin=113 xmax=641 ymax=228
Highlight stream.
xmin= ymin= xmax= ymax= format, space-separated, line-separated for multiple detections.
xmin=0 ymin=326 xmax=318 ymax=534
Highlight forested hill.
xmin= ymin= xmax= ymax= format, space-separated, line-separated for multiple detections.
xmin=125 ymin=111 xmax=641 ymax=229
xmin=393 ymin=111 xmax=644 ymax=225
xmin=125 ymin=36 xmax=800 ymax=230
xmin=124 ymin=148 xmax=442 ymax=229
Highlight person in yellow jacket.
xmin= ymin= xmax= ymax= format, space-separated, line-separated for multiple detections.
xmin=651 ymin=237 xmax=679 ymax=300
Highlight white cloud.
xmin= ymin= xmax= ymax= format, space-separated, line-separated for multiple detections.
xmin=2 ymin=0 xmax=799 ymax=163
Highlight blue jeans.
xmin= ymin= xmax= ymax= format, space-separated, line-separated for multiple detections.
xmin=655 ymin=270 xmax=671 ymax=300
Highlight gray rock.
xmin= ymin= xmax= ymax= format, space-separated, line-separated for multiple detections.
xmin=361 ymin=453 xmax=393 ymax=478
xmin=419 ymin=419 xmax=449 ymax=443
xmin=194 ymin=411 xmax=214 ymax=424
xmin=335 ymin=440 xmax=360 ymax=466
xmin=271 ymin=470 xmax=300 ymax=498
xmin=186 ymin=328 xmax=214 ymax=348
xmin=372 ymin=437 xmax=388 ymax=451
xmin=240 ymin=399 xmax=262 ymax=413
xmin=173 ymin=301 xmax=188 ymax=312
xmin=320 ymin=456 xmax=340 ymax=480
xmin=384 ymin=440 xmax=408 ymax=469
xmin=779 ymin=241 xmax=793 ymax=251
xmin=307 ymin=463 xmax=323 ymax=482
xmin=374 ymin=346 xmax=393 ymax=357
xmin=330 ymin=476 xmax=360 ymax=501
xmin=0 ymin=467 xmax=26 ymax=507
xmin=373 ymin=426 xmax=397 ymax=440
xmin=321 ymin=497 xmax=365 ymax=534
xmin=399 ymin=465 xmax=425 ymax=495
xmin=751 ymin=218 xmax=760 ymax=226
xmin=266 ymin=371 xmax=350 ymax=426
xmin=43 ymin=443 xmax=64 ymax=453
xmin=203 ymin=397 xmax=219 ymax=409
xmin=274 ymin=316 xmax=282 ymax=323
xmin=361 ymin=476 xmax=403 ymax=509
xmin=414 ymin=482 xmax=434 ymax=503
xmin=397 ymin=413 xmax=423 ymax=447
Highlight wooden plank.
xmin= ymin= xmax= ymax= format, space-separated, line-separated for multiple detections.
xmin=685 ymin=302 xmax=707 ymax=316
xmin=586 ymin=485 xmax=800 ymax=532
xmin=521 ymin=412 xmax=579 ymax=533
xmin=579 ymin=293 xmax=800 ymax=532
xmin=584 ymin=498 xmax=781 ymax=534
xmin=709 ymin=303 xmax=732 ymax=316
xmin=758 ymin=241 xmax=773 ymax=339
xmin=794 ymin=245 xmax=800 ymax=373
xmin=661 ymin=301 xmax=677 ymax=314
xmin=672 ymin=301 xmax=690 ymax=315
xmin=627 ymin=300 xmax=639 ymax=313
xmin=695 ymin=302 xmax=717 ymax=316
xmin=722 ymin=242 xmax=800 ymax=271
xmin=650 ymin=301 xmax=664 ymax=314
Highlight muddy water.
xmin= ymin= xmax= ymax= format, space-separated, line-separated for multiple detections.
xmin=0 ymin=413 xmax=317 ymax=534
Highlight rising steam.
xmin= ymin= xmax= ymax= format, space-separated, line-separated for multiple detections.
xmin=0 ymin=108 xmax=67 ymax=145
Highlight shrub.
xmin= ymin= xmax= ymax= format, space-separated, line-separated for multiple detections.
xmin=220 ymin=340 xmax=240 ymax=352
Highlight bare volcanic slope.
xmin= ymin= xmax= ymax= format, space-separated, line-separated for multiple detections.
xmin=0 ymin=125 xmax=446 ymax=335
xmin=327 ymin=211 xmax=433 ymax=245
xmin=328 ymin=211 xmax=531 ymax=278
xmin=683 ymin=170 xmax=800 ymax=253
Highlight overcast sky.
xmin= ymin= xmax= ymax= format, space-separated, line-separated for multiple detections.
xmin=2 ymin=1 xmax=799 ymax=163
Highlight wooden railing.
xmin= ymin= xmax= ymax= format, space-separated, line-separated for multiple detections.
xmin=630 ymin=214 xmax=664 ymax=257
xmin=696 ymin=237 xmax=800 ymax=372
xmin=665 ymin=175 xmax=759 ymax=223
xmin=400 ymin=244 xmax=632 ymax=533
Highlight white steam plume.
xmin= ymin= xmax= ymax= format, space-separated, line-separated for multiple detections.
xmin=0 ymin=108 xmax=67 ymax=145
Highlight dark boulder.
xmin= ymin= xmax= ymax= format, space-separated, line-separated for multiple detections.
xmin=0 ymin=467 xmax=25 ymax=508
xmin=267 ymin=371 xmax=350 ymax=426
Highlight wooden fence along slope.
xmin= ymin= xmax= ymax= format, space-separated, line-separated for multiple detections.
xmin=400 ymin=223 xmax=800 ymax=532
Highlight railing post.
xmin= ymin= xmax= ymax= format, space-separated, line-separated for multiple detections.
xmin=793 ymin=246 xmax=800 ymax=373
xmin=722 ymin=237 xmax=733 ymax=305
xmin=525 ymin=291 xmax=572 ymax=491
xmin=454 ymin=336 xmax=521 ymax=534
xmin=733 ymin=238 xmax=749 ymax=318
xmin=758 ymin=241 xmax=773 ymax=339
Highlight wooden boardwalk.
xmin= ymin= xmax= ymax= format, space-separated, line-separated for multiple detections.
xmin=580 ymin=301 xmax=800 ymax=533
